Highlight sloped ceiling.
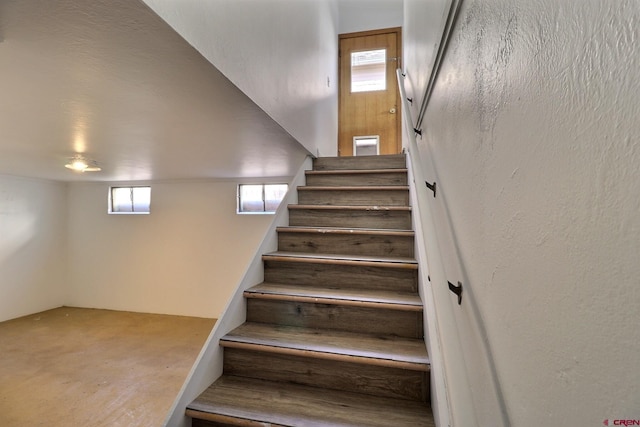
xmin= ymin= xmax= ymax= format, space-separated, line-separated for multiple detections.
xmin=0 ymin=0 xmax=309 ymax=182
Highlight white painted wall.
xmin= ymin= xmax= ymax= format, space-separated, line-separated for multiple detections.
xmin=403 ymin=0 xmax=453 ymax=107
xmin=404 ymin=0 xmax=640 ymax=425
xmin=338 ymin=0 xmax=403 ymax=34
xmin=0 ymin=175 xmax=67 ymax=322
xmin=67 ymin=181 xmax=274 ymax=318
xmin=162 ymin=158 xmax=312 ymax=427
xmin=3 ymin=0 xmax=339 ymax=323
xmin=142 ymin=0 xmax=339 ymax=158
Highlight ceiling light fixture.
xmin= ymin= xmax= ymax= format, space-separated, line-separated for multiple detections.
xmin=65 ymin=155 xmax=101 ymax=172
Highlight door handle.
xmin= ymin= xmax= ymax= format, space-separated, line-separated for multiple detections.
xmin=389 ymin=107 xmax=397 ymax=114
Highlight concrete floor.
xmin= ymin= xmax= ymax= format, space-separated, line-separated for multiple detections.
xmin=0 ymin=306 xmax=216 ymax=427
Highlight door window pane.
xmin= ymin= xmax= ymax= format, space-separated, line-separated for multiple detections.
xmin=351 ymin=49 xmax=386 ymax=93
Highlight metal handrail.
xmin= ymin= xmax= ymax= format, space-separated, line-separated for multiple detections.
xmin=414 ymin=0 xmax=464 ymax=132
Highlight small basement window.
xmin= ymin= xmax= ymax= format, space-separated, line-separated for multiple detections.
xmin=238 ymin=184 xmax=288 ymax=214
xmin=109 ymin=186 xmax=151 ymax=214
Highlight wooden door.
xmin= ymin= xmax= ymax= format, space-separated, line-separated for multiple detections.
xmin=339 ymin=28 xmax=401 ymax=156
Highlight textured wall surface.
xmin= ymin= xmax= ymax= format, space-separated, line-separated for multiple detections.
xmin=405 ymin=0 xmax=640 ymax=425
xmin=0 ymin=176 xmax=67 ymax=322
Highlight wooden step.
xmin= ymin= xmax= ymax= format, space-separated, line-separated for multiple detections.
xmin=313 ymin=154 xmax=406 ymax=171
xmin=220 ymin=322 xmax=429 ymax=370
xmin=297 ymin=186 xmax=409 ymax=206
xmin=246 ymin=298 xmax=423 ymax=338
xmin=188 ymin=376 xmax=435 ymax=427
xmin=263 ymin=258 xmax=418 ymax=293
xmin=220 ymin=323 xmax=429 ymax=399
xmin=263 ymin=251 xmax=417 ymax=267
xmin=277 ymin=226 xmax=415 ymax=258
xmin=188 ymin=154 xmax=433 ymax=426
xmin=223 ymin=347 xmax=429 ymax=402
xmin=288 ymin=205 xmax=412 ymax=229
xmin=305 ymin=168 xmax=408 ymax=186
xmin=245 ymin=282 xmax=422 ymax=311
xmin=245 ymin=283 xmax=424 ymax=338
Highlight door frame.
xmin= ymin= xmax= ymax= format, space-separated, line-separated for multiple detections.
xmin=338 ymin=27 xmax=403 ymax=156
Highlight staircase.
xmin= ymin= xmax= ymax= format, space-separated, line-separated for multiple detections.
xmin=187 ymin=154 xmax=434 ymax=427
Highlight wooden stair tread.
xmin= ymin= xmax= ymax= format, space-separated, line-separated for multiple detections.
xmin=263 ymin=251 xmax=418 ymax=268
xmin=298 ymin=185 xmax=409 ymax=191
xmin=245 ymin=282 xmax=423 ymax=311
xmin=187 ymin=375 xmax=434 ymax=427
xmin=221 ymin=322 xmax=429 ymax=368
xmin=306 ymin=168 xmax=408 ymax=175
xmin=276 ymin=225 xmax=414 ymax=236
xmin=289 ymin=204 xmax=411 ymax=211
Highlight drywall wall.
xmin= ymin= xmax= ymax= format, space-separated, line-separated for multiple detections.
xmin=404 ymin=0 xmax=640 ymax=425
xmin=403 ymin=0 xmax=453 ymax=109
xmin=338 ymin=0 xmax=403 ymax=34
xmin=0 ymin=0 xmax=309 ymax=183
xmin=66 ymin=181 xmax=275 ymax=318
xmin=142 ymin=0 xmax=339 ymax=158
xmin=0 ymin=175 xmax=67 ymax=322
xmin=162 ymin=157 xmax=312 ymax=427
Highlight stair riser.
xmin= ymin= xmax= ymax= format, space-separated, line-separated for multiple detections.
xmin=297 ymin=189 xmax=409 ymax=206
xmin=313 ymin=155 xmax=406 ymax=171
xmin=289 ymin=208 xmax=411 ymax=229
xmin=188 ymin=375 xmax=435 ymax=427
xmin=192 ymin=418 xmax=286 ymax=427
xmin=277 ymin=232 xmax=414 ymax=258
xmin=264 ymin=260 xmax=418 ymax=293
xmin=305 ymin=172 xmax=408 ymax=187
xmin=224 ymin=348 xmax=429 ymax=402
xmin=192 ymin=420 xmax=241 ymax=427
xmin=246 ymin=299 xmax=423 ymax=338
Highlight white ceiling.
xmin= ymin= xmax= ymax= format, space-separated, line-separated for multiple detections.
xmin=0 ymin=0 xmax=309 ymax=182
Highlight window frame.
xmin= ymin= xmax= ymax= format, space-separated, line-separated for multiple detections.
xmin=237 ymin=183 xmax=288 ymax=215
xmin=353 ymin=135 xmax=381 ymax=156
xmin=108 ymin=186 xmax=151 ymax=215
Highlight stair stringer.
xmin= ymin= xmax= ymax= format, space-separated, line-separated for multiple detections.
xmin=399 ymin=67 xmax=509 ymax=427
xmin=405 ymin=150 xmax=451 ymax=427
xmin=162 ymin=156 xmax=313 ymax=427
